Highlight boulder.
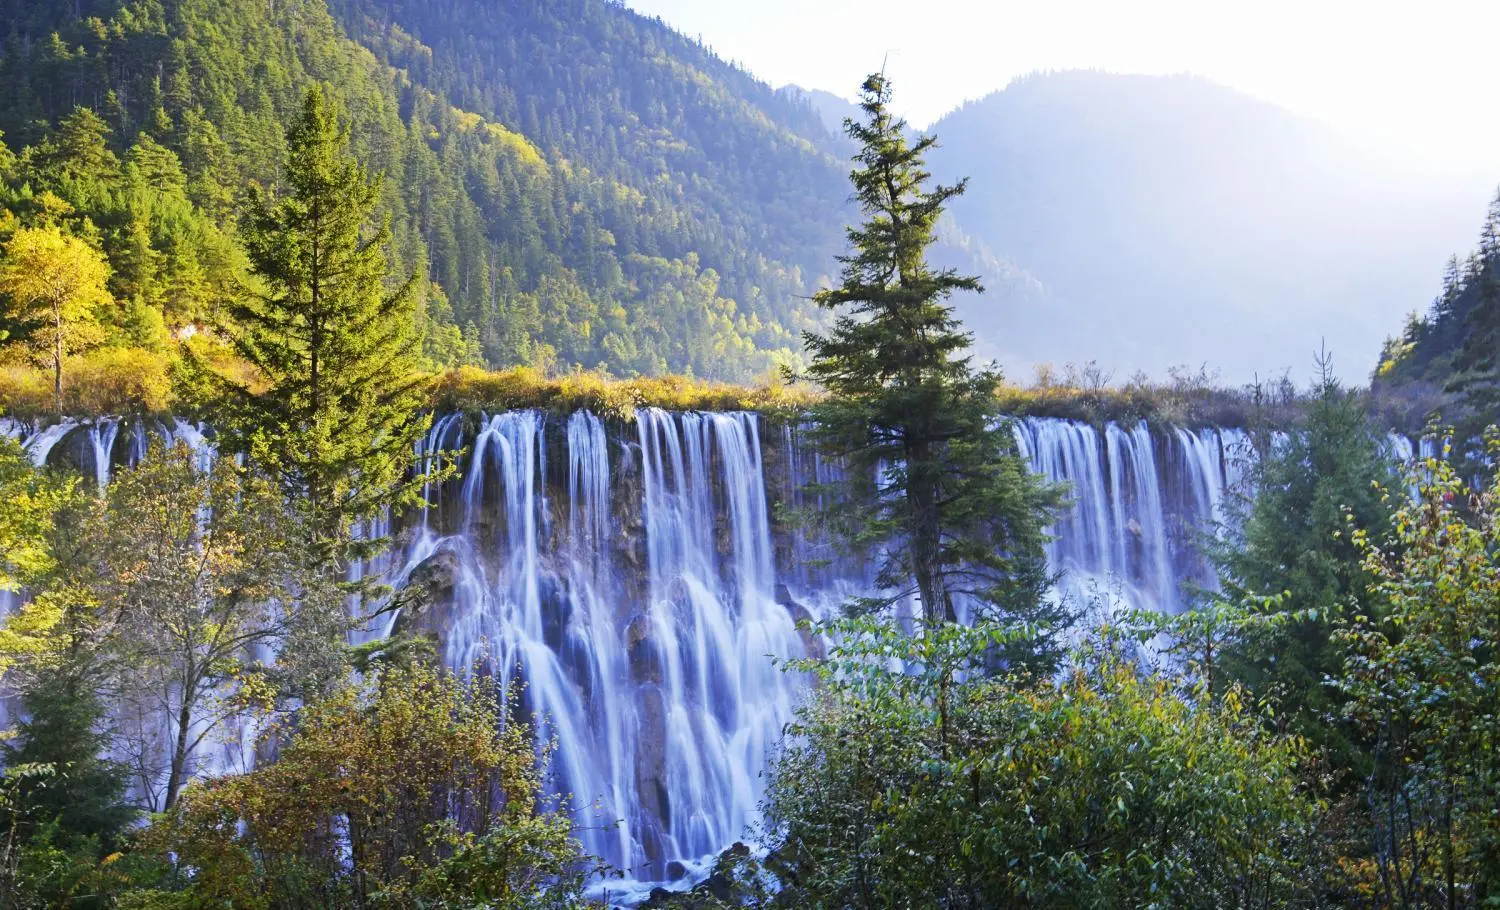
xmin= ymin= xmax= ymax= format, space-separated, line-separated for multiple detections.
xmin=395 ymin=548 xmax=462 ymax=637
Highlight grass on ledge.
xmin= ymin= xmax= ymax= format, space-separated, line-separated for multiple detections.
xmin=3 ymin=345 xmax=1375 ymax=432
xmin=427 ymin=366 xmax=819 ymax=420
xmin=0 ymin=348 xmax=820 ymax=422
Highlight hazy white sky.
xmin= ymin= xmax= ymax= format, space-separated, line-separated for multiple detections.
xmin=625 ymin=0 xmax=1500 ymax=173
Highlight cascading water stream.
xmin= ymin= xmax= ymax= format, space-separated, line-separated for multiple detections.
xmin=0 ymin=411 xmax=1410 ymax=899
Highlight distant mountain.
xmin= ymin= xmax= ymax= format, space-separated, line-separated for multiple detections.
xmin=923 ymin=71 xmax=1493 ymax=382
xmin=782 ymin=86 xmax=863 ymax=140
xmin=1 ymin=2 xmax=1487 ymax=385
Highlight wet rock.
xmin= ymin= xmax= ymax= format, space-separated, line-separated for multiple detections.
xmin=400 ymin=548 xmax=462 ymax=637
xmin=626 ymin=614 xmax=663 ymax=685
xmin=635 ymin=684 xmax=670 ymax=829
xmin=785 ymin=600 xmax=824 ymax=660
xmin=638 ymin=843 xmax=757 ymax=908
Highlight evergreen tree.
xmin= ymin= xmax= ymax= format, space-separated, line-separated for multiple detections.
xmin=205 ymin=87 xmax=433 ymax=571
xmin=803 ymin=74 xmax=1061 ymax=658
xmin=1447 ymin=195 xmax=1500 ymax=444
xmin=125 ymin=133 xmax=187 ymax=195
xmin=30 ymin=108 xmax=120 ymax=187
xmin=1 ymin=673 xmax=135 ymax=851
xmin=0 ymin=131 xmax=15 ymax=182
xmin=1213 ymin=354 xmax=1397 ymax=771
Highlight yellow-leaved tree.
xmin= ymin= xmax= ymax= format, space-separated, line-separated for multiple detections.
xmin=0 ymin=226 xmax=113 ymax=411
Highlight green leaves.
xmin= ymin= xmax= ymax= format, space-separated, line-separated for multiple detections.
xmin=1336 ymin=443 xmax=1500 ymax=905
xmin=764 ymin=632 xmax=1321 ymax=908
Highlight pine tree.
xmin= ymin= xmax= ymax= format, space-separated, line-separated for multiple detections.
xmin=804 ymin=74 xmax=1062 ymax=658
xmin=204 ymin=87 xmax=433 ymax=572
xmin=1447 ymin=193 xmax=1500 ymax=444
xmin=1213 ymin=352 xmax=1396 ymax=772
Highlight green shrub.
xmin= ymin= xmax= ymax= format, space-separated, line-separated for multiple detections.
xmin=427 ymin=365 xmax=818 ymax=420
xmin=764 ymin=619 xmax=1323 ymax=908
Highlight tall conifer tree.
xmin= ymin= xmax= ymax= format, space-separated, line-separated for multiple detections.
xmin=205 ymin=87 xmax=432 ymax=571
xmin=1447 ymin=195 xmax=1500 ymax=442
xmin=805 ymin=74 xmax=1062 ymax=653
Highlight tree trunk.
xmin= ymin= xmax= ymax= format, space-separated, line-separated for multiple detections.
xmin=907 ymin=442 xmax=951 ymax=627
xmin=163 ymin=685 xmax=195 ymax=811
xmin=52 ymin=301 xmax=63 ymax=413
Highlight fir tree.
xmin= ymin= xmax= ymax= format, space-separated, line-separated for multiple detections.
xmin=1 ymin=673 xmax=136 ymax=851
xmin=204 ymin=87 xmax=433 ymax=572
xmin=804 ymin=74 xmax=1062 ymax=661
xmin=1213 ymin=352 xmax=1397 ymax=772
xmin=1447 ymin=194 xmax=1500 ymax=444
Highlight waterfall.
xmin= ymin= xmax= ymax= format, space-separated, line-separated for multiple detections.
xmin=0 ymin=411 xmax=1412 ymax=896
xmin=368 ymin=409 xmax=802 ymax=884
xmin=1013 ymin=419 xmax=1248 ymax=616
xmin=631 ymin=409 xmax=802 ymax=879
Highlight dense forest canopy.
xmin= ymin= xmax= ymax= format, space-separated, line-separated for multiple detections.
xmin=0 ymin=0 xmax=857 ymax=382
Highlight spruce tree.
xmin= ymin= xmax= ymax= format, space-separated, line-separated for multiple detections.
xmin=1213 ymin=353 xmax=1396 ymax=772
xmin=804 ymin=74 xmax=1062 ymax=655
xmin=205 ymin=87 xmax=432 ymax=572
xmin=1 ymin=673 xmax=136 ymax=851
xmin=1447 ymin=194 xmax=1500 ymax=446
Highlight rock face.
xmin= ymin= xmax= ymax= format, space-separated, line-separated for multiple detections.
xmin=639 ymin=843 xmax=761 ymax=908
xmin=401 ymin=548 xmax=462 ymax=638
xmin=634 ymin=683 xmax=671 ymax=868
xmin=626 ymin=614 xmax=663 ymax=685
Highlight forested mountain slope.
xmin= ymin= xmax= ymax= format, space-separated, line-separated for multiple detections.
xmin=923 ymin=71 xmax=1491 ymax=381
xmin=1372 ymin=191 xmax=1500 ymax=438
xmin=0 ymin=0 xmax=857 ymax=380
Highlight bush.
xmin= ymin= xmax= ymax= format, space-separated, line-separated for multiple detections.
xmin=0 ymin=365 xmax=51 ymax=418
xmin=132 ymin=662 xmax=596 ymax=909
xmin=0 ymin=349 xmax=174 ymax=417
xmin=763 ymin=619 xmax=1323 ymax=908
xmin=63 ymin=348 xmax=173 ymax=415
xmin=427 ymin=365 xmax=818 ymax=420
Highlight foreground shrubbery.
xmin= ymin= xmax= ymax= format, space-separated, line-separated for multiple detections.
xmin=750 ymin=619 xmax=1324 ymax=909
xmin=129 ymin=663 xmax=593 ymax=910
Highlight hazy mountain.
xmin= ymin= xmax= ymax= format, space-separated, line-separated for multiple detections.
xmin=782 ymin=86 xmax=863 ymax=140
xmin=922 ymin=70 xmax=1493 ymax=382
xmin=2 ymin=0 xmax=1486 ymax=384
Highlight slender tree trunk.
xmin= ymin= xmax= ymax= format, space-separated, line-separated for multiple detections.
xmin=164 ymin=690 xmax=194 ymax=811
xmin=52 ymin=301 xmax=63 ymax=413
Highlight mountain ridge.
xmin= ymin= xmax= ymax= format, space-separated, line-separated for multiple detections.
xmin=0 ymin=3 xmax=1491 ymax=387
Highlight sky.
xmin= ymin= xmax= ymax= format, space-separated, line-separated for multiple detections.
xmin=624 ymin=0 xmax=1500 ymax=174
